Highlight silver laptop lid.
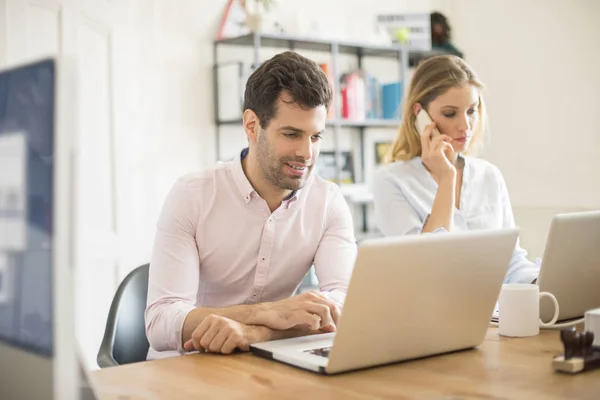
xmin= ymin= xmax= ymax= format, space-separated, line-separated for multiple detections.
xmin=539 ymin=211 xmax=600 ymax=322
xmin=326 ymin=229 xmax=519 ymax=374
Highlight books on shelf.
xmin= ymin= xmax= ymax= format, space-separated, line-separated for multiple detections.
xmin=316 ymin=64 xmax=403 ymax=123
xmin=340 ymin=70 xmax=402 ymax=121
xmin=340 ymin=70 xmax=376 ymax=121
xmin=381 ymin=82 xmax=402 ymax=120
xmin=319 ymin=63 xmax=336 ymax=120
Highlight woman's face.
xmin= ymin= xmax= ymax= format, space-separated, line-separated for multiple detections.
xmin=426 ymin=83 xmax=480 ymax=153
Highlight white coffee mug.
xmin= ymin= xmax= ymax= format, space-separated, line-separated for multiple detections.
xmin=584 ymin=308 xmax=600 ymax=347
xmin=498 ymin=283 xmax=559 ymax=337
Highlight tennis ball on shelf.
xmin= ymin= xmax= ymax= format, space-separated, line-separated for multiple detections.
xmin=395 ymin=28 xmax=410 ymax=44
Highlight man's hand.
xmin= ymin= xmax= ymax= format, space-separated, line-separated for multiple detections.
xmin=183 ymin=315 xmax=268 ymax=354
xmin=253 ymin=291 xmax=340 ymax=332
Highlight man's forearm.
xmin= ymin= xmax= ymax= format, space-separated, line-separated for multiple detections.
xmin=182 ymin=292 xmax=338 ymax=345
xmin=252 ymin=325 xmax=317 ymax=343
xmin=182 ymin=303 xmax=266 ymax=345
xmin=182 ymin=305 xmax=315 ymax=347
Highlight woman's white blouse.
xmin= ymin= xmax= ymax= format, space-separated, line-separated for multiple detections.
xmin=372 ymin=156 xmax=539 ymax=284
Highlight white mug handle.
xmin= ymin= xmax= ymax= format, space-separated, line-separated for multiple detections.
xmin=539 ymin=291 xmax=559 ymax=327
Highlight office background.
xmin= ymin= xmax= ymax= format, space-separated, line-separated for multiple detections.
xmin=0 ymin=0 xmax=598 ymax=369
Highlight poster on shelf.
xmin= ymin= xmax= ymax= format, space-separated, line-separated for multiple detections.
xmin=316 ymin=151 xmax=355 ymax=184
xmin=374 ymin=141 xmax=392 ymax=165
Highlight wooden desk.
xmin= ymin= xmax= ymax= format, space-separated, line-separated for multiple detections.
xmin=90 ymin=328 xmax=600 ymax=400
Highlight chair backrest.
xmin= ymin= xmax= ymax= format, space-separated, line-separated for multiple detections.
xmin=97 ymin=263 xmax=150 ymax=368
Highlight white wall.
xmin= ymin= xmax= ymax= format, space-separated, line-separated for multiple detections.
xmin=447 ymin=0 xmax=600 ymax=210
xmin=104 ymin=0 xmax=162 ymax=283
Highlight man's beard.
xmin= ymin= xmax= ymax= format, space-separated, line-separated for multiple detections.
xmin=256 ymin=131 xmax=312 ymax=191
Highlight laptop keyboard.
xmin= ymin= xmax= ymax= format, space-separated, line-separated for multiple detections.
xmin=305 ymin=346 xmax=332 ymax=358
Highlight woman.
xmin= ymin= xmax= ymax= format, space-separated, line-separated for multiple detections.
xmin=372 ymin=55 xmax=538 ymax=284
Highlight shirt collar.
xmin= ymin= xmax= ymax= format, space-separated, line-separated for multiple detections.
xmin=232 ymin=148 xmax=300 ymax=204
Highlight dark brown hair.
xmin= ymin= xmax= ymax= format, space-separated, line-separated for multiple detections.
xmin=431 ymin=11 xmax=451 ymax=44
xmin=243 ymin=51 xmax=332 ymax=129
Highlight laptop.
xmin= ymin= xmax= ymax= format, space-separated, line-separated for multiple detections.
xmin=250 ymin=229 xmax=519 ymax=374
xmin=537 ymin=211 xmax=600 ymax=322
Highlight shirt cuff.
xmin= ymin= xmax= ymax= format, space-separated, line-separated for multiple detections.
xmin=172 ymin=302 xmax=196 ymax=354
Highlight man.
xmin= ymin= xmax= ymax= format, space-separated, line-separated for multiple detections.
xmin=145 ymin=51 xmax=357 ymax=359
xmin=430 ymin=11 xmax=464 ymax=58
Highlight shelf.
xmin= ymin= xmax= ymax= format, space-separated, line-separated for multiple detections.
xmin=216 ymin=118 xmax=401 ymax=128
xmin=215 ymin=33 xmax=408 ymax=58
xmin=329 ymin=119 xmax=400 ymax=128
xmin=215 ymin=33 xmax=451 ymax=65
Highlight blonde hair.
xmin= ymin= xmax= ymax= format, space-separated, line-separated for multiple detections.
xmin=385 ymin=55 xmax=488 ymax=163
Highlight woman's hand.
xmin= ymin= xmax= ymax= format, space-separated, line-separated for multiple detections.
xmin=420 ymin=122 xmax=456 ymax=183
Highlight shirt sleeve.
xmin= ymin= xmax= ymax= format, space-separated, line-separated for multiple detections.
xmin=496 ymin=169 xmax=539 ymax=283
xmin=312 ymin=186 xmax=358 ymax=309
xmin=144 ymin=178 xmax=201 ymax=353
xmin=372 ymin=169 xmax=442 ymax=236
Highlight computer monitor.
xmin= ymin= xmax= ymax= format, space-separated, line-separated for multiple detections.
xmin=0 ymin=58 xmax=86 ymax=399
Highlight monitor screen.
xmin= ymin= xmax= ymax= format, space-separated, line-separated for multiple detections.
xmin=0 ymin=59 xmax=55 ymax=357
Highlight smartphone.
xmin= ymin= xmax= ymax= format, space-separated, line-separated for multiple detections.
xmin=415 ymin=109 xmax=440 ymax=138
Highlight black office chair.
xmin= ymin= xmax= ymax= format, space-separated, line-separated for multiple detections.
xmin=97 ymin=263 xmax=150 ymax=368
